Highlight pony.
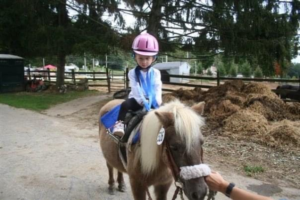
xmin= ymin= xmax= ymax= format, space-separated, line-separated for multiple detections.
xmin=98 ymin=99 xmax=208 ymax=200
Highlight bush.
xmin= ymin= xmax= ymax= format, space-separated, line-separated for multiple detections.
xmin=218 ymin=63 xmax=226 ymax=76
xmin=241 ymin=61 xmax=252 ymax=77
xmin=254 ymin=66 xmax=263 ymax=78
xmin=228 ymin=62 xmax=238 ymax=77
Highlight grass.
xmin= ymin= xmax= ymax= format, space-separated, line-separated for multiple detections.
xmin=244 ymin=165 xmax=265 ymax=176
xmin=0 ymin=90 xmax=100 ymax=111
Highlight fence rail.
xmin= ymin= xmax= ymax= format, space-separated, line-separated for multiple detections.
xmin=25 ymin=68 xmax=300 ymax=99
xmin=124 ymin=68 xmax=300 ymax=91
xmin=25 ymin=68 xmax=111 ymax=92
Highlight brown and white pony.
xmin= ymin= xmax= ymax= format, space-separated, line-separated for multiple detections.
xmin=99 ymin=99 xmax=208 ymax=200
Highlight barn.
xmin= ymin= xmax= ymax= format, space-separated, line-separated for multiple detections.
xmin=0 ymin=54 xmax=25 ymax=93
xmin=153 ymin=61 xmax=191 ymax=83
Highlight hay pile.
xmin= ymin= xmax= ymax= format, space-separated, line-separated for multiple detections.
xmin=162 ymin=80 xmax=300 ymax=149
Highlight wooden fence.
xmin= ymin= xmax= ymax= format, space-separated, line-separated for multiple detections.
xmin=124 ymin=68 xmax=300 ymax=91
xmin=25 ymin=68 xmax=111 ymax=92
xmin=25 ymin=67 xmax=299 ymax=99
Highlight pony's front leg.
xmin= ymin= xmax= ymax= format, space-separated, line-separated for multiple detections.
xmin=106 ymin=162 xmax=115 ymax=195
xmin=129 ymin=177 xmax=147 ymax=200
xmin=154 ymin=181 xmax=172 ymax=200
xmin=117 ymin=171 xmax=126 ymax=192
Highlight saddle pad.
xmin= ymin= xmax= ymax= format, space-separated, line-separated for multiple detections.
xmin=100 ymin=104 xmax=121 ymax=129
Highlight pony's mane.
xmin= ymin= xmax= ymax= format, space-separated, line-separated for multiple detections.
xmin=139 ymin=100 xmax=205 ymax=175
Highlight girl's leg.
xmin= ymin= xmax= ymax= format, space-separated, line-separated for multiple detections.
xmin=117 ymin=98 xmax=142 ymax=121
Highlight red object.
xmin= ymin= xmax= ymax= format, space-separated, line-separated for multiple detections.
xmin=43 ymin=65 xmax=57 ymax=69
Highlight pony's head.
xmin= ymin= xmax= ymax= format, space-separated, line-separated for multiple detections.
xmin=140 ymin=100 xmax=207 ymax=200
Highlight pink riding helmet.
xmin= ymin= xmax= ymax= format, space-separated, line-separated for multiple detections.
xmin=132 ymin=33 xmax=159 ymax=56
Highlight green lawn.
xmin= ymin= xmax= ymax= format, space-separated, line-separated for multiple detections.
xmin=0 ymin=90 xmax=100 ymax=111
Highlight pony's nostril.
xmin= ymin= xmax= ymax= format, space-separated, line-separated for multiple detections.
xmin=191 ymin=191 xmax=206 ymax=200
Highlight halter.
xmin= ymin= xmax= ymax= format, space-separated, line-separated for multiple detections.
xmin=165 ymin=140 xmax=207 ymax=200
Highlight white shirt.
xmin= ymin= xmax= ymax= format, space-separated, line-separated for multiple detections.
xmin=128 ymin=67 xmax=162 ymax=106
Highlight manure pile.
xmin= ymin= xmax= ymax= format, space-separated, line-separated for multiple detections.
xmin=162 ymin=80 xmax=300 ymax=149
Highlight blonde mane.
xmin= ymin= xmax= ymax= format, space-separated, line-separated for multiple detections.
xmin=139 ymin=100 xmax=205 ymax=175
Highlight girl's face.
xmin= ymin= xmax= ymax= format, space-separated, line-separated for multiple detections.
xmin=135 ymin=54 xmax=156 ymax=70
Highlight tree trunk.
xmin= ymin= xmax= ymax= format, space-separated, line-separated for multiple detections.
xmin=56 ymin=53 xmax=66 ymax=88
xmin=147 ymin=0 xmax=163 ymax=37
xmin=55 ymin=0 xmax=68 ymax=89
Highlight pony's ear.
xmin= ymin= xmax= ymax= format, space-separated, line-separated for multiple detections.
xmin=192 ymin=102 xmax=205 ymax=115
xmin=155 ymin=111 xmax=174 ymax=127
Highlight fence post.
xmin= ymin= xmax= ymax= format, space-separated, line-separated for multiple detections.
xmin=72 ymin=69 xmax=76 ymax=85
xmin=47 ymin=68 xmax=50 ymax=81
xmin=125 ymin=67 xmax=129 ymax=89
xmin=106 ymin=67 xmax=111 ymax=93
xmin=217 ymin=70 xmax=220 ymax=86
xmin=27 ymin=68 xmax=31 ymax=80
xmin=123 ymin=69 xmax=126 ymax=88
xmin=93 ymin=70 xmax=95 ymax=81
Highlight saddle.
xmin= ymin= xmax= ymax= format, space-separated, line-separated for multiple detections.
xmin=101 ymin=105 xmax=147 ymax=166
xmin=121 ymin=109 xmax=147 ymax=144
xmin=118 ymin=110 xmax=147 ymax=166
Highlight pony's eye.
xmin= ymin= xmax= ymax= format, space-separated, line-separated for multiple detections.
xmin=170 ymin=145 xmax=182 ymax=152
xmin=170 ymin=145 xmax=178 ymax=151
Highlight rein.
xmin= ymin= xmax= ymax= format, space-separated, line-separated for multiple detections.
xmin=165 ymin=141 xmax=205 ymax=200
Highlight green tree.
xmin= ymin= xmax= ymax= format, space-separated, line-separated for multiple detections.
xmin=214 ymin=55 xmax=226 ymax=76
xmin=121 ymin=0 xmax=299 ymax=75
xmin=241 ymin=61 xmax=252 ymax=77
xmin=254 ymin=66 xmax=264 ymax=78
xmin=218 ymin=64 xmax=227 ymax=76
xmin=207 ymin=68 xmax=213 ymax=76
xmin=228 ymin=62 xmax=238 ymax=77
xmin=197 ymin=62 xmax=203 ymax=75
xmin=0 ymin=0 xmax=119 ymax=89
xmin=287 ymin=63 xmax=300 ymax=78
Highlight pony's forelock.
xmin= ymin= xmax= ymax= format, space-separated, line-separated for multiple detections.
xmin=175 ymin=106 xmax=205 ymax=152
xmin=140 ymin=100 xmax=205 ymax=174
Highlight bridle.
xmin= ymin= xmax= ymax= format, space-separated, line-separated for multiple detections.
xmin=165 ymin=140 xmax=204 ymax=200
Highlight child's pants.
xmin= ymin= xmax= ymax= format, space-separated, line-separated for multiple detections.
xmin=117 ymin=98 xmax=143 ymax=121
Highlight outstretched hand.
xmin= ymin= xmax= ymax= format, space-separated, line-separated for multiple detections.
xmin=205 ymin=171 xmax=229 ymax=193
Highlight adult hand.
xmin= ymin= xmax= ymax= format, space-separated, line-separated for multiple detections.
xmin=205 ymin=171 xmax=229 ymax=193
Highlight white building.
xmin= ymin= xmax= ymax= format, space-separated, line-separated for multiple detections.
xmin=65 ymin=63 xmax=79 ymax=72
xmin=153 ymin=62 xmax=191 ymax=83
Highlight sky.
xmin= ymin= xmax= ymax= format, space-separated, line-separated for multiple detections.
xmin=292 ymin=56 xmax=300 ymax=64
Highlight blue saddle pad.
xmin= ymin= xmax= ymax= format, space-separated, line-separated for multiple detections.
xmin=100 ymin=104 xmax=121 ymax=129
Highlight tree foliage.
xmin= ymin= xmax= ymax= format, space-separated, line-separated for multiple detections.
xmin=240 ymin=61 xmax=252 ymax=77
xmin=254 ymin=66 xmax=264 ymax=78
xmin=0 ymin=0 xmax=299 ymax=84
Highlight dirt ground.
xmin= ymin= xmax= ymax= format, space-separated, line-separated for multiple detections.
xmin=90 ymin=80 xmax=300 ymax=190
xmin=1 ymin=80 xmax=299 ymax=200
xmin=59 ymin=96 xmax=300 ymax=190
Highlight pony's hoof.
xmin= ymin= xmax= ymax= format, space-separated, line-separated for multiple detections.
xmin=118 ymin=183 xmax=126 ymax=192
xmin=108 ymin=186 xmax=115 ymax=195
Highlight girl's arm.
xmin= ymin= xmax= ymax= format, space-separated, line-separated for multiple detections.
xmin=206 ymin=172 xmax=273 ymax=200
xmin=153 ymin=69 xmax=162 ymax=105
xmin=128 ymin=69 xmax=143 ymax=105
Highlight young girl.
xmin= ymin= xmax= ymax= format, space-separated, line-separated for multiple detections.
xmin=113 ymin=33 xmax=162 ymax=141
